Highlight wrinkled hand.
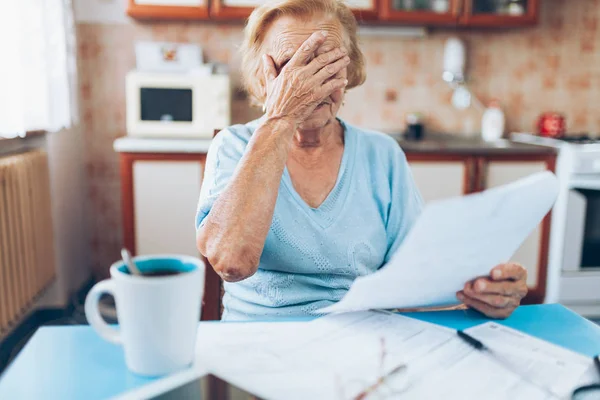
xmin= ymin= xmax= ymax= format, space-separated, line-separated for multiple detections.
xmin=262 ymin=30 xmax=350 ymax=126
xmin=457 ymin=263 xmax=528 ymax=319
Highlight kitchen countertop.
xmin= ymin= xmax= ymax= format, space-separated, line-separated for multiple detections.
xmin=114 ymin=137 xmax=212 ymax=154
xmin=114 ymin=134 xmax=556 ymax=156
xmin=393 ymin=133 xmax=557 ymax=155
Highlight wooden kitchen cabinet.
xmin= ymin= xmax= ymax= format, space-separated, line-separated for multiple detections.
xmin=119 ymin=151 xmax=222 ymax=320
xmin=404 ymin=151 xmax=555 ymax=304
xmin=380 ymin=0 xmax=460 ymax=25
xmin=407 ymin=154 xmax=476 ymax=202
xmin=127 ymin=0 xmax=540 ymax=27
xmin=209 ymin=0 xmax=380 ymax=21
xmin=127 ymin=0 xmax=209 ymax=19
xmin=460 ymin=0 xmax=539 ymax=27
xmin=475 ymin=155 xmax=556 ymax=304
xmin=344 ymin=0 xmax=381 ymax=21
xmin=209 ymin=0 xmax=255 ymax=20
xmin=131 ymin=159 xmax=202 ymax=256
xmin=381 ymin=0 xmax=538 ymax=26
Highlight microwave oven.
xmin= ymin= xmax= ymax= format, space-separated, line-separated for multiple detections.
xmin=126 ymin=71 xmax=231 ymax=138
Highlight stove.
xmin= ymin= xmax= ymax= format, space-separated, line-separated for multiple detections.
xmin=511 ymin=133 xmax=600 ymax=317
xmin=557 ymin=135 xmax=600 ymax=145
xmin=512 ymin=132 xmax=600 ymax=146
xmin=512 ymin=133 xmax=600 ymax=176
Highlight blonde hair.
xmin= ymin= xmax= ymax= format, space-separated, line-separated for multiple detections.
xmin=240 ymin=0 xmax=366 ymax=107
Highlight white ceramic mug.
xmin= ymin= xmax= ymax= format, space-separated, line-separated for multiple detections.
xmin=85 ymin=254 xmax=205 ymax=376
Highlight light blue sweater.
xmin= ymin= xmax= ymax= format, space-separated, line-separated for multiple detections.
xmin=196 ymin=119 xmax=423 ymax=321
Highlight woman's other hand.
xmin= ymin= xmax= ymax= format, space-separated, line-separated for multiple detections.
xmin=262 ymin=30 xmax=350 ymax=126
xmin=456 ymin=263 xmax=528 ymax=319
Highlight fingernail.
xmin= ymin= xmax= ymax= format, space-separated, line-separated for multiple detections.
xmin=344 ymin=79 xmax=348 ymax=85
xmin=477 ymin=280 xmax=486 ymax=292
xmin=493 ymin=270 xmax=502 ymax=279
xmin=320 ymin=30 xmax=328 ymax=38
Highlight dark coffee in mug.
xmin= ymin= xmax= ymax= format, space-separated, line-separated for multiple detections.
xmin=139 ymin=269 xmax=181 ymax=277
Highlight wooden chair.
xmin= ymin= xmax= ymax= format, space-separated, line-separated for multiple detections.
xmin=201 ymin=258 xmax=223 ymax=321
xmin=200 ymin=129 xmax=225 ymax=321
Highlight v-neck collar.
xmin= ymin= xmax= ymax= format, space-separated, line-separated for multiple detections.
xmin=281 ymin=119 xmax=356 ymax=230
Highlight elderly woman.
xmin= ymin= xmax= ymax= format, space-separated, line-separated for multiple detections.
xmin=196 ymin=0 xmax=528 ymax=321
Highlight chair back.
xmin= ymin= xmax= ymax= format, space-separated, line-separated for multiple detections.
xmin=201 ymin=128 xmax=224 ymax=320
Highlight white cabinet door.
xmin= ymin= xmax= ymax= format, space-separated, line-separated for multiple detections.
xmin=218 ymin=0 xmax=374 ymax=9
xmin=220 ymin=0 xmax=263 ymax=6
xmin=343 ymin=0 xmax=376 ymax=10
xmin=134 ymin=0 xmax=205 ymax=5
xmin=484 ymin=161 xmax=548 ymax=288
xmin=133 ymin=161 xmax=202 ymax=257
xmin=408 ymin=161 xmax=467 ymax=203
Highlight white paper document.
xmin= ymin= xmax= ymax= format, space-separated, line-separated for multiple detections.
xmin=464 ymin=322 xmax=595 ymax=398
xmin=321 ymin=171 xmax=559 ymax=314
xmin=194 ymin=312 xmax=593 ymax=400
xmin=196 ymin=311 xmax=457 ymax=400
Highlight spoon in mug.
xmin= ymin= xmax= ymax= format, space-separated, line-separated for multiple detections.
xmin=121 ymin=248 xmax=142 ymax=276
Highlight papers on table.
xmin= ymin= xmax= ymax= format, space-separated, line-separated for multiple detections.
xmin=196 ymin=311 xmax=456 ymax=400
xmin=194 ymin=311 xmax=593 ymax=400
xmin=402 ymin=322 xmax=594 ymax=400
xmin=321 ymin=171 xmax=559 ymax=314
xmin=465 ymin=323 xmax=595 ymax=398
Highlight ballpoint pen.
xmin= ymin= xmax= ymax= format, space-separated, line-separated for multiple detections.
xmin=456 ymin=330 xmax=562 ymax=399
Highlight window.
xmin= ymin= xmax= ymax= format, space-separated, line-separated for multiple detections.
xmin=0 ymin=0 xmax=77 ymax=139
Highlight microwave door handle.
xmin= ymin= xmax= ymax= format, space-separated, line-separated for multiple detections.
xmin=562 ymin=190 xmax=587 ymax=272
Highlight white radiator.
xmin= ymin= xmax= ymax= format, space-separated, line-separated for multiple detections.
xmin=0 ymin=150 xmax=56 ymax=334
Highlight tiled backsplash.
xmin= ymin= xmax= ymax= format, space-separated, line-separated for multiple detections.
xmin=77 ymin=0 xmax=599 ymax=277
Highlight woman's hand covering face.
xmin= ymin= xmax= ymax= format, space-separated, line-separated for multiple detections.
xmin=262 ymin=30 xmax=350 ymax=126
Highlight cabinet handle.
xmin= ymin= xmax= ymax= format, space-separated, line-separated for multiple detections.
xmin=453 ymin=0 xmax=465 ymax=15
xmin=465 ymin=159 xmax=476 ymax=193
xmin=478 ymin=159 xmax=487 ymax=191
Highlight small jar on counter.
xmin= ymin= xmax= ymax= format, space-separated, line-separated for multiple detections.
xmin=481 ymin=100 xmax=505 ymax=142
xmin=405 ymin=112 xmax=424 ymax=141
xmin=506 ymin=0 xmax=526 ymax=15
xmin=431 ymin=0 xmax=450 ymax=13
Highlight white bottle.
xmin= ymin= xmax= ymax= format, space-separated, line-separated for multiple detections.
xmin=432 ymin=0 xmax=450 ymax=13
xmin=481 ymin=100 xmax=505 ymax=142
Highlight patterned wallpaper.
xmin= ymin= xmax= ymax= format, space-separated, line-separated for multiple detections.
xmin=77 ymin=0 xmax=600 ymax=277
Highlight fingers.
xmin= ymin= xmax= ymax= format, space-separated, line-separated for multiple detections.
xmin=262 ymin=54 xmax=277 ymax=84
xmin=288 ymin=30 xmax=328 ymax=67
xmin=458 ymin=276 xmax=526 ymax=319
xmin=311 ymin=55 xmax=351 ymax=84
xmin=457 ymin=263 xmax=529 ymax=320
xmin=457 ymin=291 xmax=516 ymax=319
xmin=464 ymin=290 xmax=519 ymax=309
xmin=463 ymin=279 xmax=527 ymax=308
xmin=490 ymin=262 xmax=527 ymax=281
xmin=467 ymin=277 xmax=528 ymax=298
xmin=315 ymin=77 xmax=348 ymax=99
xmin=306 ymin=46 xmax=348 ymax=76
